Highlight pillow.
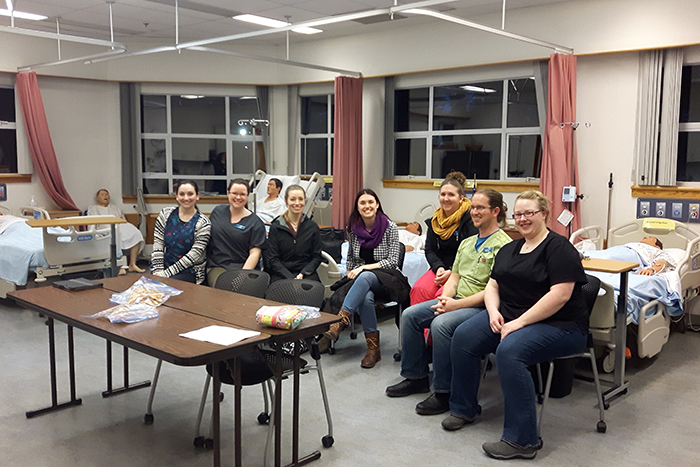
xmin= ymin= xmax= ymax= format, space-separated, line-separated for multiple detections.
xmin=665 ymin=247 xmax=686 ymax=265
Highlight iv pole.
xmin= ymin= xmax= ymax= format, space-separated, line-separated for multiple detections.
xmin=559 ymin=121 xmax=591 ymax=237
xmin=237 ymin=118 xmax=270 ymax=213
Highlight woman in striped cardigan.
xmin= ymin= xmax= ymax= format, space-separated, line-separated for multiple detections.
xmin=150 ymin=180 xmax=211 ymax=284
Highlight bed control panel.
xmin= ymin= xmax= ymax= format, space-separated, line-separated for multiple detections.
xmin=637 ymin=198 xmax=700 ymax=223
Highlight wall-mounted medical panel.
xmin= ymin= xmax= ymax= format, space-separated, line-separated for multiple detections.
xmin=637 ymin=198 xmax=700 ymax=222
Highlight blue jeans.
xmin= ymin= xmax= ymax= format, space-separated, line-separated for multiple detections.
xmin=449 ymin=310 xmax=587 ymax=448
xmin=400 ymin=299 xmax=482 ymax=392
xmin=342 ymin=271 xmax=383 ymax=333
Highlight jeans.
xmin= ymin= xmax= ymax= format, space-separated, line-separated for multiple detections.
xmin=449 ymin=310 xmax=587 ymax=448
xmin=341 ymin=271 xmax=383 ymax=333
xmin=400 ymin=299 xmax=482 ymax=392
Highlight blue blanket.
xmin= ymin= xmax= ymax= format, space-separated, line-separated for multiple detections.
xmin=0 ymin=222 xmax=49 ymax=286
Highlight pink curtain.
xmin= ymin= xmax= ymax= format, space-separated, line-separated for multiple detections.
xmin=540 ymin=53 xmax=580 ymax=237
xmin=332 ymin=76 xmax=364 ymax=229
xmin=16 ymin=72 xmax=79 ymax=210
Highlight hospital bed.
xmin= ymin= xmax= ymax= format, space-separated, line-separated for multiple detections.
xmin=250 ymin=170 xmax=326 ymax=220
xmin=0 ymin=211 xmax=125 ymax=299
xmin=570 ymin=218 xmax=700 ymax=370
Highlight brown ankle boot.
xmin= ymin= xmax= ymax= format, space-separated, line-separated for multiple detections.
xmin=324 ymin=309 xmax=352 ymax=342
xmin=361 ymin=331 xmax=381 ymax=368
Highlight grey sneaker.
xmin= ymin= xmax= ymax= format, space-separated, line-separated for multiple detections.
xmin=441 ymin=413 xmax=475 ymax=431
xmin=482 ymin=440 xmax=537 ymax=460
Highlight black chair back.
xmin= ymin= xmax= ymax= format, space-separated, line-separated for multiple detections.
xmin=581 ymin=274 xmax=602 ymax=315
xmin=397 ymin=242 xmax=406 ymax=270
xmin=214 ymin=269 xmax=270 ymax=298
xmin=265 ymin=279 xmax=325 ymax=309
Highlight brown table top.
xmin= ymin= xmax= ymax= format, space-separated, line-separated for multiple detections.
xmin=8 ymin=285 xmax=270 ymax=367
xmin=582 ymin=258 xmax=639 ymax=274
xmin=27 ymin=216 xmax=127 ymax=228
xmin=99 ymin=274 xmax=339 ymax=341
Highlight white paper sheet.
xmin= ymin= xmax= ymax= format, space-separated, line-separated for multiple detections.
xmin=179 ymin=325 xmax=261 ymax=346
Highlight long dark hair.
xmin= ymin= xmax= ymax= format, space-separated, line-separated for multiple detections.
xmin=347 ymin=188 xmax=385 ymax=232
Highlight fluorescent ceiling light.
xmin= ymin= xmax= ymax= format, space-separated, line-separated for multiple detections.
xmin=5 ymin=0 xmax=12 ymax=11
xmin=180 ymin=95 xmax=204 ymax=99
xmin=461 ymin=85 xmax=497 ymax=93
xmin=233 ymin=14 xmax=322 ymax=35
xmin=0 ymin=8 xmax=47 ymax=20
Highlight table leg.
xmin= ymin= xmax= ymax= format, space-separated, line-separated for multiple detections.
xmin=26 ymin=318 xmax=82 ymax=418
xmin=109 ymin=224 xmax=118 ymax=278
xmin=275 ymin=345 xmax=283 ymax=467
xmin=233 ymin=357 xmax=242 ymax=467
xmin=602 ymin=270 xmax=630 ymax=404
xmin=102 ymin=341 xmax=151 ymax=398
xmin=212 ymin=362 xmax=221 ymax=467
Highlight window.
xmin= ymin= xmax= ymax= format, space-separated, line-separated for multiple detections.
xmin=392 ymin=78 xmax=541 ymax=180
xmin=678 ymin=64 xmax=700 ymax=182
xmin=139 ymin=94 xmax=264 ymax=195
xmin=0 ymin=88 xmax=17 ymax=174
xmin=300 ymin=94 xmax=334 ymax=176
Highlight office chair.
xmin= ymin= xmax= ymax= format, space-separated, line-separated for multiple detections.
xmin=538 ymin=274 xmax=608 ymax=435
xmin=263 ymin=278 xmax=334 ymax=456
xmin=143 ymin=269 xmax=271 ymax=434
xmin=317 ymin=251 xmax=342 ymax=299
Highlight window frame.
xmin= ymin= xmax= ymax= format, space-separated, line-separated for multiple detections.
xmin=299 ymin=94 xmax=334 ymax=176
xmin=678 ymin=63 xmax=700 ymax=186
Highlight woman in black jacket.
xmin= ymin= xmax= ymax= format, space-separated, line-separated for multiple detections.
xmin=264 ymin=184 xmax=322 ymax=283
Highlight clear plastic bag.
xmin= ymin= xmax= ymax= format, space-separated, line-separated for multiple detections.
xmin=88 ymin=303 xmax=159 ymax=323
xmin=109 ymin=276 xmax=183 ymax=307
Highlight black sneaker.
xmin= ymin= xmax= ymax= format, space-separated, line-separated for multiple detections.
xmin=482 ymin=440 xmax=537 ymax=460
xmin=385 ymin=377 xmax=430 ymax=397
xmin=415 ymin=392 xmax=450 ymax=415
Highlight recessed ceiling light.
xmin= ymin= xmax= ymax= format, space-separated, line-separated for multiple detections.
xmin=180 ymin=95 xmax=205 ymax=99
xmin=233 ymin=14 xmax=322 ymax=35
xmin=461 ymin=85 xmax=497 ymax=93
xmin=0 ymin=8 xmax=47 ymax=21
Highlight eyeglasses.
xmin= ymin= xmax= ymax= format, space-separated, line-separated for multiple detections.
xmin=471 ymin=205 xmax=492 ymax=212
xmin=512 ymin=210 xmax=541 ymax=219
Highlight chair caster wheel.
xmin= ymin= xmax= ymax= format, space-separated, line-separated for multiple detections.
xmin=393 ymin=352 xmax=401 ymax=362
xmin=193 ymin=436 xmax=205 ymax=448
xmin=204 ymin=438 xmax=214 ymax=450
xmin=597 ymin=421 xmax=607 ymax=433
xmin=350 ymin=332 xmax=357 ymax=339
xmin=257 ymin=412 xmax=270 ymax=425
xmin=144 ymin=413 xmax=154 ymax=425
xmin=328 ymin=347 xmax=336 ymax=355
xmin=322 ymin=435 xmax=334 ymax=448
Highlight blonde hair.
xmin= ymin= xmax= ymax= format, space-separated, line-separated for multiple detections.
xmin=515 ymin=190 xmax=550 ymax=223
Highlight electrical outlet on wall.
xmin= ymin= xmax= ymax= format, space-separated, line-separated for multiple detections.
xmin=640 ymin=201 xmax=650 ymax=217
xmin=672 ymin=203 xmax=683 ymax=219
xmin=690 ymin=204 xmax=700 ymax=220
xmin=655 ymin=201 xmax=667 ymax=218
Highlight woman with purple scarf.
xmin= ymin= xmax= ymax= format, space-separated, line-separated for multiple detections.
xmin=321 ymin=189 xmax=410 ymax=368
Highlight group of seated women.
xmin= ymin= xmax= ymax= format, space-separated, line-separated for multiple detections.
xmin=117 ymin=171 xmax=596 ymax=461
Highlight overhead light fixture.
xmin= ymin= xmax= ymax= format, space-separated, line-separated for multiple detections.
xmin=5 ymin=0 xmax=12 ymax=11
xmin=0 ymin=8 xmax=47 ymax=21
xmin=179 ymin=95 xmax=205 ymax=99
xmin=461 ymin=85 xmax=497 ymax=93
xmin=233 ymin=14 xmax=322 ymax=35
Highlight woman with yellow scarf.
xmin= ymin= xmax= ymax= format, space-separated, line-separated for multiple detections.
xmin=410 ymin=171 xmax=477 ymax=305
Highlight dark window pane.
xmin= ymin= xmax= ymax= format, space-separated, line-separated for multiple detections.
xmin=330 ymin=95 xmax=335 ymax=133
xmin=301 ymin=138 xmax=328 ymax=175
xmin=680 ymin=65 xmax=700 ymax=123
xmin=143 ymin=178 xmax=169 ymax=195
xmin=142 ymin=139 xmax=166 ymax=173
xmin=301 ymin=96 xmax=329 ymax=135
xmin=232 ymin=141 xmax=254 ymax=175
xmin=230 ymin=97 xmax=261 ymax=133
xmin=171 ymin=96 xmax=225 ymax=134
xmin=141 ymin=95 xmax=166 ymax=133
xmin=395 ymin=88 xmax=429 ymax=132
xmin=676 ymin=132 xmax=700 ymax=181
xmin=172 ymin=138 xmax=225 ymax=176
xmin=431 ymin=134 xmax=501 ymax=179
xmin=0 ymin=88 xmax=15 ymax=123
xmin=394 ymin=138 xmax=426 ymax=176
xmin=507 ymin=78 xmax=539 ymax=128
xmin=0 ymin=129 xmax=18 ymax=173
xmin=173 ymin=179 xmax=221 ymax=196
xmin=507 ymin=135 xmax=542 ymax=178
xmin=433 ymin=82 xmax=503 ymax=131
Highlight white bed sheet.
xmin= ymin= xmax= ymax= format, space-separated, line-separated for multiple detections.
xmin=0 ymin=221 xmax=49 ymax=285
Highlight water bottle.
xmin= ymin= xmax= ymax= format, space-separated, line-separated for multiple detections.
xmin=30 ymin=196 xmax=40 ymax=219
xmin=30 ymin=195 xmax=37 ymax=207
